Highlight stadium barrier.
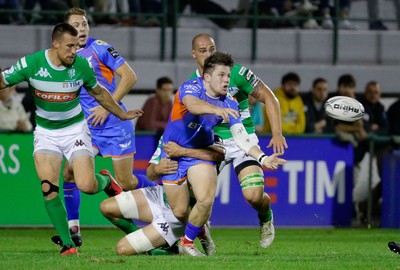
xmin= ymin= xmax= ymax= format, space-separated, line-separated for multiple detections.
xmin=0 ymin=133 xmax=355 ymax=227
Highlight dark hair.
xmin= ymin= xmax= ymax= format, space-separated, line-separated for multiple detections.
xmin=282 ymin=72 xmax=300 ymax=85
xmin=64 ymin=7 xmax=87 ymax=22
xmin=312 ymin=77 xmax=327 ymax=88
xmin=337 ymin=74 xmax=356 ymax=87
xmin=203 ymin=51 xmax=234 ymax=76
xmin=52 ymin=22 xmax=78 ymax=41
xmin=157 ymin=76 xmax=173 ymax=89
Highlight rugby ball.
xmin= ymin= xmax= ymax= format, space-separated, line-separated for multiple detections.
xmin=324 ymin=96 xmax=365 ymax=122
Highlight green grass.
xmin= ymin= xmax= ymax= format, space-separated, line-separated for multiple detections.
xmin=0 ymin=228 xmax=399 ymax=270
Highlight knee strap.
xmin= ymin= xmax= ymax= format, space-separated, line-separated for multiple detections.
xmin=240 ymin=173 xmax=264 ymax=190
xmin=41 ymin=179 xmax=60 ymax=197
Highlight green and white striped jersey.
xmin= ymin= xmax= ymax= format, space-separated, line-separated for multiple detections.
xmin=189 ymin=63 xmax=260 ymax=139
xmin=2 ymin=50 xmax=98 ymax=130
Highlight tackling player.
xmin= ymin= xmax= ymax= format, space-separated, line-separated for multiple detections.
xmin=189 ymin=34 xmax=288 ymax=248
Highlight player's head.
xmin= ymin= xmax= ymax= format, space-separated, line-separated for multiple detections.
xmin=203 ymin=51 xmax=234 ymax=97
xmin=192 ymin=34 xmax=216 ymax=73
xmin=337 ymin=74 xmax=356 ymax=98
xmin=311 ymin=77 xmax=329 ymax=103
xmin=156 ymin=76 xmax=174 ymax=104
xmin=281 ymin=72 xmax=301 ymax=99
xmin=51 ymin=22 xmax=79 ymax=67
xmin=64 ymin=7 xmax=89 ymax=48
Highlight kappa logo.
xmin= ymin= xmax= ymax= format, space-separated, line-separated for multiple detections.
xmin=157 ymin=222 xmax=170 ymax=235
xmin=35 ymin=67 xmax=52 ymax=78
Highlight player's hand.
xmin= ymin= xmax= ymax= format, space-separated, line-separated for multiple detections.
xmin=215 ymin=107 xmax=239 ymax=123
xmin=123 ymin=109 xmax=144 ymax=120
xmin=267 ymin=134 xmax=288 ymax=154
xmin=87 ymin=106 xmax=110 ymax=127
xmin=262 ymin=152 xmax=287 ymax=170
xmin=163 ymin=142 xmax=186 ymax=158
xmin=155 ymin=158 xmax=178 ymax=175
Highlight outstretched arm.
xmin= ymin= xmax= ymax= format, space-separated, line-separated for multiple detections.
xmin=230 ymin=123 xmax=286 ymax=170
xmin=251 ymin=81 xmax=287 ymax=154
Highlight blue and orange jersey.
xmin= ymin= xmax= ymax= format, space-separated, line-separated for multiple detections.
xmin=77 ymin=37 xmax=127 ymax=127
xmin=162 ymin=77 xmax=241 ymax=150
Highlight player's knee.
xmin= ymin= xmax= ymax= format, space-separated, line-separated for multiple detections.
xmin=75 ymin=180 xmax=96 ymax=194
xmin=171 ymin=206 xmax=189 ymax=222
xmin=41 ymin=179 xmax=59 ymax=199
xmin=195 ymin=196 xmax=214 ymax=211
xmin=116 ymin=239 xmax=136 ymax=255
xmin=100 ymin=199 xmax=114 ymax=219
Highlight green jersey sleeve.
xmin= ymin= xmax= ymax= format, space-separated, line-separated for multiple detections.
xmin=2 ymin=56 xmax=32 ymax=86
xmin=229 ymin=64 xmax=260 ymax=95
xmin=149 ymin=136 xmax=163 ymax=165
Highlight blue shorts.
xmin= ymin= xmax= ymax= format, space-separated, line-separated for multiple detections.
xmin=161 ymin=154 xmax=215 ymax=185
xmin=89 ymin=120 xmax=136 ymax=158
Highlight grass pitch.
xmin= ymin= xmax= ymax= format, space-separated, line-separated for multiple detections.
xmin=0 ymin=227 xmax=399 ymax=270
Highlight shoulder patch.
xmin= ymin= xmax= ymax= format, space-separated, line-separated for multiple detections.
xmin=95 ymin=39 xmax=108 ymax=45
xmin=107 ymin=47 xmax=120 ymax=58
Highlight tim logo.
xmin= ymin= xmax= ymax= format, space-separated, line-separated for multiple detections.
xmin=74 ymin=140 xmax=86 ymax=147
xmin=35 ymin=67 xmax=52 ymax=78
xmin=157 ymin=222 xmax=169 ymax=235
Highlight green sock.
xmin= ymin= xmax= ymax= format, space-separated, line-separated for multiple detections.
xmin=44 ymin=196 xmax=74 ymax=246
xmin=94 ymin=173 xmax=110 ymax=193
xmin=147 ymin=249 xmax=176 ymax=256
xmin=259 ymin=209 xmax=273 ymax=224
xmin=111 ymin=218 xmax=139 ymax=234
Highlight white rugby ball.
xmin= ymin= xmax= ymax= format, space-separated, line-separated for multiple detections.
xmin=324 ymin=96 xmax=365 ymax=122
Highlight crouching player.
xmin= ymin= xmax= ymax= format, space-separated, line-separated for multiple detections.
xmin=100 ymin=139 xmax=224 ymax=255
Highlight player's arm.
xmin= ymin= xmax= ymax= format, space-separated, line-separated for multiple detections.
xmin=163 ymin=141 xmax=225 ymax=162
xmin=87 ymin=84 xmax=143 ymax=120
xmin=230 ymin=122 xmax=287 ymax=170
xmin=251 ymin=80 xmax=287 ymax=154
xmin=183 ymin=95 xmax=239 ymax=122
xmin=87 ymin=63 xmax=137 ymax=126
xmin=147 ymin=159 xmax=178 ymax=181
xmin=0 ymin=66 xmax=5 ymax=89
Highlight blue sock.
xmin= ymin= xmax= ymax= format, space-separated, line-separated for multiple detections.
xmin=63 ymin=182 xmax=80 ymax=221
xmin=185 ymin=222 xmax=203 ymax=241
xmin=135 ymin=174 xmax=157 ymax=189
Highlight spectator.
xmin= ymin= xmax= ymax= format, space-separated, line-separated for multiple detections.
xmin=359 ymin=81 xmax=388 ymax=136
xmin=135 ymin=76 xmax=173 ymax=135
xmin=166 ymin=0 xmax=239 ymax=30
xmin=302 ymin=77 xmax=334 ymax=133
xmin=318 ymin=0 xmax=356 ymax=29
xmin=264 ymin=72 xmax=305 ymax=134
xmin=0 ymin=84 xmax=32 ymax=132
xmin=248 ymin=94 xmax=264 ymax=134
xmin=387 ymin=98 xmax=400 ymax=136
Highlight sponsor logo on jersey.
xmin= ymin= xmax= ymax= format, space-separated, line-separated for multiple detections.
xmin=238 ymin=67 xmax=260 ymax=88
xmin=157 ymin=222 xmax=170 ymax=235
xmin=34 ymin=89 xmax=78 ymax=102
xmin=35 ymin=67 xmax=52 ymax=78
xmin=107 ymin=47 xmax=120 ymax=58
xmin=62 ymin=81 xmax=81 ymax=88
xmin=68 ymin=69 xmax=76 ymax=79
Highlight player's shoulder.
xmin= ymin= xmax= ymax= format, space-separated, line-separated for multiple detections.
xmin=182 ymin=77 xmax=203 ymax=93
xmin=88 ymin=37 xmax=112 ymax=48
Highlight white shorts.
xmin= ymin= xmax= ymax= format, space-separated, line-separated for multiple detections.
xmin=33 ymin=121 xmax=94 ymax=163
xmin=218 ymin=133 xmax=260 ymax=172
xmin=141 ymin=185 xmax=185 ymax=246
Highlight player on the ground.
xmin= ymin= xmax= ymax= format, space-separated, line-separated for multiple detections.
xmin=161 ymin=51 xmax=286 ymax=256
xmin=0 ymin=22 xmax=142 ymax=255
xmin=99 ymin=139 xmax=224 ymax=256
xmin=51 ymin=8 xmax=156 ymax=247
xmin=189 ymin=34 xmax=288 ymax=248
